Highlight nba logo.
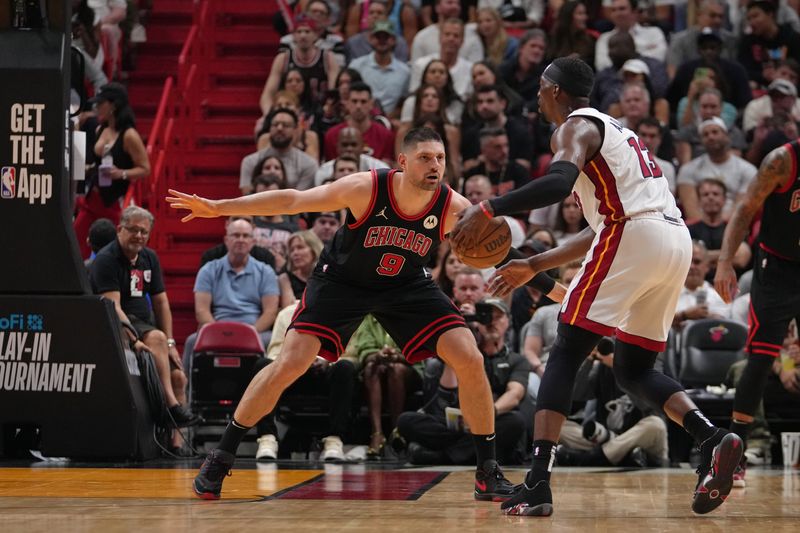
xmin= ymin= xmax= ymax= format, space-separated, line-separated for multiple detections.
xmin=1 ymin=167 xmax=14 ymax=199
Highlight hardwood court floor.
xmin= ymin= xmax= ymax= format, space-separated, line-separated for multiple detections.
xmin=0 ymin=461 xmax=798 ymax=532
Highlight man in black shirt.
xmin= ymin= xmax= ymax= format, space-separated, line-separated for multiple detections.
xmin=464 ymin=128 xmax=531 ymax=196
xmin=688 ymin=178 xmax=752 ymax=280
xmin=90 ymin=206 xmax=199 ymax=429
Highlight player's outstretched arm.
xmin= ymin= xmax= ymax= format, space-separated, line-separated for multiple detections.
xmin=449 ymin=117 xmax=599 ymax=252
xmin=714 ymin=145 xmax=792 ymax=303
xmin=166 ymin=172 xmax=373 ymax=222
xmin=488 ymin=226 xmax=595 ymax=297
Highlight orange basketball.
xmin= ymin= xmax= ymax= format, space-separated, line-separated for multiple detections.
xmin=454 ymin=217 xmax=512 ymax=269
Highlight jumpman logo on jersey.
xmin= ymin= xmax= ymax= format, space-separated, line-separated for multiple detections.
xmin=376 ymin=206 xmax=388 ymax=219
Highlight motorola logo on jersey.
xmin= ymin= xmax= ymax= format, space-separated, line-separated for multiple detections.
xmin=363 ymin=226 xmax=433 ymax=257
xmin=423 ymin=215 xmax=438 ymax=229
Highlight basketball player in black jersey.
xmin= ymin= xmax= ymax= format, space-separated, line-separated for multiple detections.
xmin=715 ymin=139 xmax=800 ymax=486
xmin=167 ymin=128 xmax=563 ymax=502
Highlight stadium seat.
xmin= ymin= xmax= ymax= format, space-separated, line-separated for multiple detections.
xmin=678 ymin=319 xmax=747 ymax=389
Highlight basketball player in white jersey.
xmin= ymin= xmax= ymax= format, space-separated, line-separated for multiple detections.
xmin=451 ymin=57 xmax=743 ymax=517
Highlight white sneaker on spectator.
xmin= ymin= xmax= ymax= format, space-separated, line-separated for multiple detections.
xmin=321 ymin=436 xmax=345 ymax=462
xmin=255 ymin=434 xmax=278 ymax=461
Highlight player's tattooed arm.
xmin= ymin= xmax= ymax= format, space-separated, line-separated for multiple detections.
xmin=718 ymin=146 xmax=790 ymax=264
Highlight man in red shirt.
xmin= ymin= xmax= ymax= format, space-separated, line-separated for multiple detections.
xmin=324 ymin=82 xmax=395 ymax=163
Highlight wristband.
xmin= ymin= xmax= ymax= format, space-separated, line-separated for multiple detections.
xmin=167 ymin=338 xmax=176 ymax=347
xmin=479 ymin=201 xmax=493 ymax=219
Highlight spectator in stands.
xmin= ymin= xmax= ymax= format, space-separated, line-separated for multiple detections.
xmin=546 ymin=0 xmax=597 ymax=68
xmin=90 ymin=206 xmax=200 ymax=432
xmin=250 ymin=154 xmax=288 ymax=190
xmin=613 ymin=82 xmax=651 ymax=129
xmin=672 ymin=240 xmax=731 ymax=329
xmin=275 ymin=67 xmax=319 ymax=123
xmin=309 ymin=211 xmax=341 ymax=245
xmin=738 ymin=0 xmax=800 ymax=88
xmin=552 ymin=195 xmax=588 ymax=243
xmin=674 ymin=88 xmax=746 ymax=166
xmin=344 ymin=0 xmax=410 ymax=62
xmin=745 ymin=111 xmax=800 ymax=166
xmin=461 ymin=85 xmax=534 ymax=171
xmin=249 ymin=175 xmax=300 ymax=259
xmin=675 ymin=69 xmax=740 ymax=131
xmin=346 ymin=0 xmax=418 ymax=48
xmin=556 ymin=341 xmax=669 ymax=468
xmin=667 ymin=28 xmax=752 ymax=116
xmin=463 ymin=128 xmax=530 ymax=196
xmin=475 ymin=7 xmax=519 ymax=65
xmin=202 ymin=215 xmax=278 ymax=271
xmin=591 ymin=33 xmax=669 ymax=118
xmin=71 ymin=0 xmax=108 ymax=91
xmin=315 ymin=127 xmax=389 ymax=186
xmin=409 ymin=18 xmax=476 ymax=101
xmin=90 ymin=0 xmax=127 ymax=79
xmin=410 ymin=0 xmax=483 ymax=62
xmin=278 ymin=230 xmax=324 ymax=309
xmin=400 ymin=59 xmax=465 ymax=126
xmin=605 ymin=60 xmax=670 ymax=125
xmin=74 ymin=82 xmax=150 ymax=259
xmin=464 ymin=60 xmax=524 ymax=121
xmin=279 ymin=0 xmax=346 ymax=66
xmin=677 ymin=117 xmax=757 ymax=221
xmin=499 ymin=29 xmax=547 ymax=111
xmin=397 ymin=298 xmax=528 ymax=465
xmin=240 ymin=108 xmax=319 ymax=194
xmin=666 ymin=0 xmax=736 ymax=78
xmin=251 ymin=308 xmax=358 ymax=462
xmin=331 ymin=155 xmax=360 ymax=180
xmin=182 ymin=218 xmax=280 ymax=371
xmin=84 ymin=218 xmax=117 ymax=268
xmin=594 ymin=0 xmax=667 ymax=72
xmin=348 ymin=21 xmax=410 ymax=115
xmin=742 ymin=73 xmax=800 ymax=134
xmin=420 ymin=0 xmax=476 ymax=26
xmin=260 ymin=14 xmax=340 ymax=114
xmin=730 ymin=0 xmax=800 ymax=34
xmin=323 ymin=82 xmax=395 ymax=162
xmin=256 ymin=89 xmax=320 ymax=162
xmin=350 ymin=314 xmax=424 ymax=458
xmin=687 ymin=179 xmax=752 ymax=280
xmin=433 ymin=244 xmax=466 ymax=298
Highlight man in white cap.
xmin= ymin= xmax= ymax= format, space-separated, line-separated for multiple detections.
xmin=677 ymin=117 xmax=757 ymax=221
xmin=742 ymin=72 xmax=800 ymax=133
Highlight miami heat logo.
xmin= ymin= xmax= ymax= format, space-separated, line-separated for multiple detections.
xmin=790 ymin=190 xmax=800 ymax=213
xmin=709 ymin=325 xmax=729 ymax=342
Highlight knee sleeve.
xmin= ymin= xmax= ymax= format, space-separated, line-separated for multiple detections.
xmin=536 ymin=323 xmax=602 ymax=415
xmin=732 ymin=353 xmax=775 ymax=417
xmin=613 ymin=341 xmax=683 ymax=411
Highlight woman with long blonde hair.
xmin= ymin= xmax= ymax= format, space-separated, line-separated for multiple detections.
xmin=476 ymin=7 xmax=518 ymax=66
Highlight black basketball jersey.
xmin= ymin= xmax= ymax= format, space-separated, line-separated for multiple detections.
xmin=759 ymin=139 xmax=800 ymax=262
xmin=285 ymin=48 xmax=328 ymax=104
xmin=317 ymin=168 xmax=452 ymax=289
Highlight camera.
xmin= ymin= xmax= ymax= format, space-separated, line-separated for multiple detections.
xmin=463 ymin=302 xmax=495 ymax=325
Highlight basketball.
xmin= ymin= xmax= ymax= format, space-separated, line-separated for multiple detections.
xmin=453 ymin=217 xmax=512 ymax=269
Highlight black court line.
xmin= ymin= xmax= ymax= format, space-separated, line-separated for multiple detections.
xmin=406 ymin=471 xmax=450 ymax=501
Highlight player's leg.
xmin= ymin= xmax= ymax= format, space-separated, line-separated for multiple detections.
xmin=501 ymin=322 xmax=601 ymax=516
xmin=193 ymin=330 xmax=320 ymax=499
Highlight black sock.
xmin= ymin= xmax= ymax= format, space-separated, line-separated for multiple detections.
xmin=729 ymin=419 xmax=750 ymax=444
xmin=217 ymin=418 xmax=250 ymax=455
xmin=473 ymin=433 xmax=496 ymax=470
xmin=683 ymin=409 xmax=718 ymax=445
xmin=528 ymin=440 xmax=556 ymax=485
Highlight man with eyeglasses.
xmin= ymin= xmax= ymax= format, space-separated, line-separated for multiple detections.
xmin=90 ymin=206 xmax=201 ymax=445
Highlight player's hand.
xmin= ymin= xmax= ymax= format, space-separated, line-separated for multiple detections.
xmin=166 ymin=189 xmax=220 ymax=222
xmin=488 ymin=259 xmax=537 ymax=297
xmin=450 ymin=202 xmax=491 ymax=254
xmin=713 ymin=260 xmax=738 ymax=303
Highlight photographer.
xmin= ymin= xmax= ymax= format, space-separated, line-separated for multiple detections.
xmin=556 ymin=337 xmax=669 ymax=467
xmin=396 ymin=298 xmax=529 ymax=465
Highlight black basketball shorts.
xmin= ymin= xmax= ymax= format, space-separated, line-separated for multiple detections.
xmin=288 ymin=273 xmax=467 ymax=362
xmin=747 ymin=247 xmax=800 ymax=358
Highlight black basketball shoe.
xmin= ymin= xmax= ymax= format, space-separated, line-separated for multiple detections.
xmin=474 ymin=460 xmax=516 ymax=501
xmin=692 ymin=431 xmax=743 ymax=514
xmin=500 ymin=476 xmax=553 ymax=516
xmin=193 ymin=449 xmax=235 ymax=500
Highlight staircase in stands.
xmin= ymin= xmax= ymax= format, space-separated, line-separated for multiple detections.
xmin=128 ymin=0 xmax=280 ymax=344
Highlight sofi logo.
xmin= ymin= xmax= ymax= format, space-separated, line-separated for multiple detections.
xmin=0 ymin=314 xmax=43 ymax=331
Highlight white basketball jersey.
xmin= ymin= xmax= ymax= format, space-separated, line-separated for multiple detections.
xmin=566 ymin=108 xmax=681 ymax=232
